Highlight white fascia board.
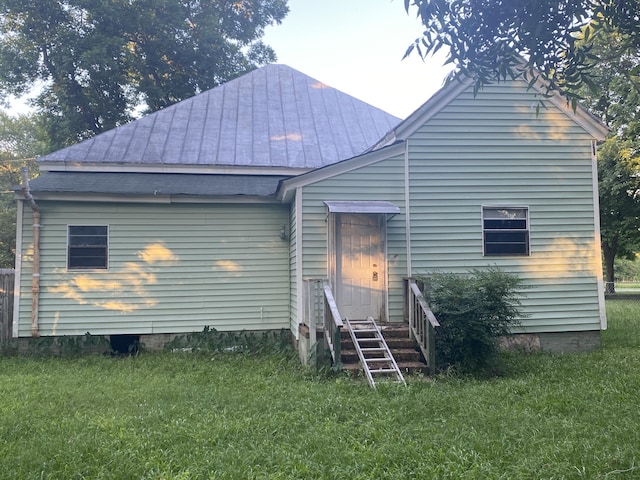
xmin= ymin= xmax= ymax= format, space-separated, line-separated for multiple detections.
xmin=374 ymin=76 xmax=475 ymax=148
xmin=294 ymin=187 xmax=303 ymax=339
xmin=277 ymin=142 xmax=406 ymax=203
xmin=591 ymin=141 xmax=607 ymax=329
xmin=169 ymin=195 xmax=279 ymax=204
xmin=26 ymin=193 xmax=279 ymax=204
xmin=539 ymin=87 xmax=609 ymax=141
xmin=404 ymin=140 xmax=412 ymax=277
xmin=38 ymin=161 xmax=311 ymax=176
xmin=370 ymin=68 xmax=608 ymax=146
xmin=510 ymin=60 xmax=609 ymax=141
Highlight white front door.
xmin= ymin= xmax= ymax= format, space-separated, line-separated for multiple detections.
xmin=335 ymin=214 xmax=385 ymax=321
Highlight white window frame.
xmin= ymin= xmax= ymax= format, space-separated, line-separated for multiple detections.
xmin=482 ymin=206 xmax=530 ymax=256
xmin=67 ymin=225 xmax=110 ymax=270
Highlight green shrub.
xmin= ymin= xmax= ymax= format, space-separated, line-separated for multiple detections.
xmin=419 ymin=267 xmax=526 ymax=375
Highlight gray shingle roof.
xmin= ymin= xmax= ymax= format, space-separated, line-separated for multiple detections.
xmin=26 ymin=172 xmax=287 ymax=198
xmin=39 ymin=64 xmax=401 ymax=170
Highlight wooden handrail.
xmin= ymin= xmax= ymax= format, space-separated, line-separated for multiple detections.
xmin=407 ymin=278 xmax=439 ymax=373
xmin=323 ymin=282 xmax=343 ymax=328
xmin=322 ymin=281 xmax=343 ymax=367
xmin=409 ymin=281 xmax=440 ymax=328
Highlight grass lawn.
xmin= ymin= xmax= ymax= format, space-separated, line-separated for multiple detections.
xmin=1 ymin=302 xmax=640 ymax=479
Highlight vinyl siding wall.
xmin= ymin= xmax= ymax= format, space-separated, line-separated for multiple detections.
xmin=300 ymin=154 xmax=408 ymax=321
xmin=17 ymin=201 xmax=290 ymax=336
xmin=408 ymin=79 xmax=603 ymax=332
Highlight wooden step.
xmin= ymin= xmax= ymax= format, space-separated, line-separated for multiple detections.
xmin=388 ymin=348 xmax=422 ymax=363
xmin=342 ymin=348 xmax=420 ymax=362
xmin=379 ymin=325 xmax=411 ymax=337
xmin=384 ymin=337 xmax=416 ymax=349
xmin=340 ymin=323 xmax=429 ymax=376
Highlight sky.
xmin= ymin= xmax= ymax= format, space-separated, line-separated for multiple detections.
xmin=263 ymin=0 xmax=452 ymax=119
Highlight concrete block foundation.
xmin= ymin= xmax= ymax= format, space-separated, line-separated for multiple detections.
xmin=501 ymin=330 xmax=601 ymax=353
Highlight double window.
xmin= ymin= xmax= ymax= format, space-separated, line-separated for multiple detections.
xmin=482 ymin=207 xmax=530 ymax=256
xmin=67 ymin=226 xmax=109 ymax=270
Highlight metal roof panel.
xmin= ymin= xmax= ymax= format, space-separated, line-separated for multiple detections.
xmin=39 ymin=64 xmax=400 ymax=171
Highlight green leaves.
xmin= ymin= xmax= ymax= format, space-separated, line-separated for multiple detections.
xmin=0 ymin=0 xmax=289 ymax=148
xmin=420 ymin=267 xmax=525 ymax=375
xmin=571 ymin=28 xmax=640 ymax=289
xmin=0 ymin=111 xmax=49 ymax=268
xmin=403 ymin=0 xmax=638 ymax=103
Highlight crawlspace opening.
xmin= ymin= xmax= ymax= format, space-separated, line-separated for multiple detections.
xmin=110 ymin=334 xmax=140 ymax=355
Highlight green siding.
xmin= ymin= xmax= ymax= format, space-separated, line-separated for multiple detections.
xmin=17 ymin=202 xmax=290 ymax=336
xmin=300 ymin=154 xmax=408 ymax=321
xmin=408 ymin=78 xmax=603 ymax=332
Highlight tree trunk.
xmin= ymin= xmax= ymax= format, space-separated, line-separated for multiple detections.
xmin=602 ymin=242 xmax=616 ymax=294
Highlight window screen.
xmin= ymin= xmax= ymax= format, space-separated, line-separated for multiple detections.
xmin=68 ymin=226 xmax=108 ymax=269
xmin=482 ymin=207 xmax=530 ymax=256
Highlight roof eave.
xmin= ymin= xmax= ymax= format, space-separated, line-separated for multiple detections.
xmin=17 ymin=191 xmax=280 ymax=204
xmin=531 ymin=83 xmax=609 ymax=141
xmin=368 ymin=75 xmax=475 ymax=151
xmin=38 ymin=161 xmax=313 ymax=176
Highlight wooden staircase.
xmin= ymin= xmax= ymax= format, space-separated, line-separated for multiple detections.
xmin=346 ymin=318 xmax=405 ymax=387
xmin=340 ymin=322 xmax=429 ymax=379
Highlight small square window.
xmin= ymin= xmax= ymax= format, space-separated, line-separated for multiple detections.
xmin=482 ymin=207 xmax=530 ymax=256
xmin=68 ymin=226 xmax=108 ymax=269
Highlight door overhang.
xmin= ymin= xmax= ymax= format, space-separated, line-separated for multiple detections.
xmin=323 ymin=200 xmax=400 ymax=221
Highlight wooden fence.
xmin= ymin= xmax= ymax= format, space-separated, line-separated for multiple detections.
xmin=1 ymin=269 xmax=15 ymax=345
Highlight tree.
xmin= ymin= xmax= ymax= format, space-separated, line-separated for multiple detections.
xmin=0 ymin=111 xmax=51 ymax=159
xmin=574 ymin=31 xmax=640 ymax=293
xmin=598 ymin=139 xmax=640 ymax=293
xmin=0 ymin=0 xmax=288 ymax=149
xmin=0 ymin=111 xmax=49 ymax=268
xmin=404 ymin=0 xmax=640 ymax=105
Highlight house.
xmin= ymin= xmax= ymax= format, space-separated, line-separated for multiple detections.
xmin=13 ymin=63 xmax=608 ymax=362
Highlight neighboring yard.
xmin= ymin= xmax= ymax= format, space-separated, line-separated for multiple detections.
xmin=1 ymin=301 xmax=639 ymax=479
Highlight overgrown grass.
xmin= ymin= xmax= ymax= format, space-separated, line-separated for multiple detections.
xmin=1 ymin=302 xmax=640 ymax=479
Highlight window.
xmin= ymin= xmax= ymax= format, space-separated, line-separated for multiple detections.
xmin=68 ymin=226 xmax=108 ymax=269
xmin=482 ymin=207 xmax=529 ymax=256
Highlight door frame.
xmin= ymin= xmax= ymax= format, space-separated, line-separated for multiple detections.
xmin=327 ymin=212 xmax=388 ymax=322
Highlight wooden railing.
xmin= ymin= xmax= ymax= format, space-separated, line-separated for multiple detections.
xmin=304 ymin=278 xmax=343 ymax=368
xmin=322 ymin=282 xmax=344 ymax=366
xmin=406 ymin=278 xmax=439 ymax=373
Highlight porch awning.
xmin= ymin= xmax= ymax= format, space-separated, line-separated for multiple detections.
xmin=323 ymin=200 xmax=401 ymax=215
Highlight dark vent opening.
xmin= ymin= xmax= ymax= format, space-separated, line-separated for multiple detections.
xmin=110 ymin=334 xmax=140 ymax=355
